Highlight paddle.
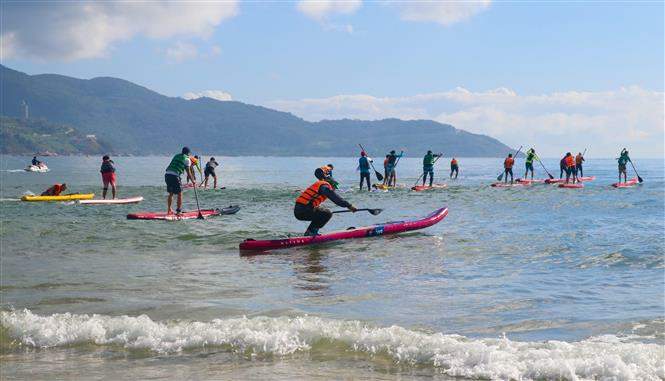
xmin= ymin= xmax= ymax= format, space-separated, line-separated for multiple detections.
xmin=536 ymin=157 xmax=554 ymax=179
xmin=497 ymin=145 xmax=522 ymax=181
xmin=190 ymin=174 xmax=204 ymax=220
xmin=333 ymin=208 xmax=383 ymax=215
xmin=412 ymin=153 xmax=443 ymax=187
xmin=628 ymin=159 xmax=644 ymax=183
xmin=358 ymin=144 xmax=384 ymax=182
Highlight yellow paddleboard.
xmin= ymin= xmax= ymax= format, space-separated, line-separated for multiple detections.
xmin=21 ymin=193 xmax=95 ymax=202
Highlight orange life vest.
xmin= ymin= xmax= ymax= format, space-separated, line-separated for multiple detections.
xmin=43 ymin=183 xmax=63 ymax=196
xmin=451 ymin=159 xmax=458 ymax=166
xmin=565 ymin=156 xmax=575 ymax=168
xmin=504 ymin=157 xmax=514 ymax=169
xmin=296 ymin=180 xmax=330 ymax=207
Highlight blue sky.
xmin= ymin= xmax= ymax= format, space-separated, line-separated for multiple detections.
xmin=2 ymin=1 xmax=663 ymax=157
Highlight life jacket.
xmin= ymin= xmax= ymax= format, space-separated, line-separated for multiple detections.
xmin=575 ymin=155 xmax=583 ymax=165
xmin=296 ymin=180 xmax=330 ymax=207
xmin=166 ymin=153 xmax=188 ymax=175
xmin=504 ymin=157 xmax=514 ymax=169
xmin=565 ymin=156 xmax=575 ymax=168
xmin=451 ymin=159 xmax=458 ymax=166
xmin=44 ymin=184 xmax=64 ymax=196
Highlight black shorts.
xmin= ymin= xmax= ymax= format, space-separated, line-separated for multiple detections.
xmin=566 ymin=167 xmax=575 ymax=175
xmin=165 ymin=174 xmax=182 ymax=194
xmin=525 ymin=162 xmax=534 ymax=171
xmin=204 ymin=167 xmax=216 ymax=177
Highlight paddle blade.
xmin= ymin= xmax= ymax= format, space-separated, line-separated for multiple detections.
xmin=368 ymin=208 xmax=383 ymax=215
xmin=548 ymin=174 xmax=554 ymax=179
xmin=638 ymin=175 xmax=644 ymax=183
xmin=497 ymin=173 xmax=504 ymax=181
xmin=375 ymin=171 xmax=384 ymax=181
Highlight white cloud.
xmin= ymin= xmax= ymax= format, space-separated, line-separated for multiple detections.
xmin=1 ymin=1 xmax=238 ymax=61
xmin=398 ymin=1 xmax=492 ymax=26
xmin=165 ymin=42 xmax=199 ymax=62
xmin=183 ymin=90 xmax=233 ymax=102
xmin=267 ymin=87 xmax=664 ymax=157
xmin=297 ymin=0 xmax=362 ymax=20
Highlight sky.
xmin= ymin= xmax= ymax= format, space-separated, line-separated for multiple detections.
xmin=1 ymin=1 xmax=663 ymax=157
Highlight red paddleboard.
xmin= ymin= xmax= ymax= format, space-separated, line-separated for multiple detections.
xmin=544 ymin=178 xmax=566 ymax=184
xmin=516 ymin=178 xmax=546 ymax=184
xmin=127 ymin=205 xmax=240 ymax=220
xmin=411 ymin=184 xmax=447 ymax=191
xmin=612 ymin=178 xmax=639 ymax=188
xmin=577 ymin=176 xmax=596 ymax=182
xmin=491 ymin=182 xmax=529 ymax=188
xmin=558 ymin=183 xmax=584 ymax=189
xmin=239 ymin=207 xmax=448 ymax=253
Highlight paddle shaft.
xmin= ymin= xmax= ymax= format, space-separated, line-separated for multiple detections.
xmin=189 ymin=168 xmax=204 ymax=219
xmin=628 ymin=159 xmax=643 ymax=182
xmin=413 ymin=153 xmax=443 ymax=186
xmin=358 ymin=144 xmax=384 ymax=181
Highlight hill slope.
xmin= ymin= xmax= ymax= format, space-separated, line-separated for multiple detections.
xmin=1 ymin=65 xmax=515 ymax=157
xmin=0 ymin=116 xmax=112 ymax=155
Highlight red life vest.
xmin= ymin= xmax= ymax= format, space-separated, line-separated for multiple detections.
xmin=504 ymin=157 xmax=514 ymax=169
xmin=565 ymin=156 xmax=575 ymax=168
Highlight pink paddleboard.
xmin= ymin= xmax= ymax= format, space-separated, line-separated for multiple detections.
xmin=239 ymin=207 xmax=448 ymax=253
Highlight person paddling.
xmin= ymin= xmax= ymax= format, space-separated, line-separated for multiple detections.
xmin=503 ymin=153 xmax=515 ymax=183
xmin=187 ymin=155 xmax=201 ymax=185
xmin=203 ymin=157 xmax=219 ymax=189
xmin=41 ymin=183 xmax=66 ymax=196
xmin=575 ymin=152 xmax=585 ymax=177
xmin=564 ymin=152 xmax=577 ymax=184
xmin=385 ymin=150 xmax=403 ymax=187
xmin=559 ymin=155 xmax=567 ymax=179
xmin=617 ymin=148 xmax=631 ymax=183
xmin=31 ymin=156 xmax=42 ymax=167
xmin=100 ymin=155 xmax=116 ymax=199
xmin=450 ymin=157 xmax=459 ymax=179
xmin=295 ymin=165 xmax=357 ymax=236
xmin=422 ymin=150 xmax=442 ymax=186
xmin=524 ymin=148 xmax=539 ymax=180
xmin=358 ymin=151 xmax=372 ymax=191
xmin=165 ymin=147 xmax=196 ymax=215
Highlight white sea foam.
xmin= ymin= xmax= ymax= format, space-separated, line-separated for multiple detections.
xmin=2 ymin=309 xmax=663 ymax=381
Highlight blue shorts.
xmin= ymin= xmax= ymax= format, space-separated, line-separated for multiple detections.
xmin=386 ymin=164 xmax=395 ymax=174
xmin=525 ymin=162 xmax=534 ymax=171
xmin=423 ymin=166 xmax=434 ymax=174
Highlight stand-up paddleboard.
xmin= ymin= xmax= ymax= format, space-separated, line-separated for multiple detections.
xmin=544 ymin=178 xmax=566 ymax=184
xmin=411 ymin=184 xmax=447 ymax=191
xmin=558 ymin=183 xmax=584 ymax=189
xmin=21 ymin=193 xmax=94 ymax=202
xmin=239 ymin=207 xmax=449 ymax=253
xmin=577 ymin=176 xmax=596 ymax=182
xmin=127 ymin=205 xmax=240 ymax=220
xmin=79 ymin=196 xmax=143 ymax=205
xmin=491 ymin=182 xmax=529 ymax=188
xmin=25 ymin=164 xmax=49 ymax=172
xmin=183 ymin=183 xmax=226 ymax=190
xmin=516 ymin=178 xmax=546 ymax=184
xmin=612 ymin=178 xmax=639 ymax=188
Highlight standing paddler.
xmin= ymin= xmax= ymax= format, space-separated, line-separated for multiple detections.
xmin=503 ymin=153 xmax=515 ymax=183
xmin=575 ymin=152 xmax=585 ymax=177
xmin=524 ymin=148 xmax=539 ymax=180
xmin=617 ymin=148 xmax=631 ymax=183
xmin=422 ymin=150 xmax=442 ymax=186
xmin=358 ymin=151 xmax=372 ymax=191
xmin=385 ymin=150 xmax=403 ymax=187
xmin=100 ymin=155 xmax=116 ymax=199
xmin=295 ymin=165 xmax=357 ymax=236
xmin=450 ymin=157 xmax=459 ymax=179
xmin=564 ymin=152 xmax=577 ymax=184
xmin=165 ymin=147 xmax=196 ymax=215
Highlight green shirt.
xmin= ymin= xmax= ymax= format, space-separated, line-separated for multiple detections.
xmin=166 ymin=153 xmax=189 ymax=175
xmin=423 ymin=153 xmax=439 ymax=166
xmin=526 ymin=150 xmax=538 ymax=164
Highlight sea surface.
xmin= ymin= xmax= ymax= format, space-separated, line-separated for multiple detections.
xmin=1 ymin=155 xmax=663 ymax=380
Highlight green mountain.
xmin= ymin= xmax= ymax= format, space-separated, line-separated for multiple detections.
xmin=1 ymin=65 xmax=516 ymax=157
xmin=1 ymin=116 xmax=112 ymax=155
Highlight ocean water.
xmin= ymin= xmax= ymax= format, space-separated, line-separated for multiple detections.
xmin=1 ymin=155 xmax=663 ymax=380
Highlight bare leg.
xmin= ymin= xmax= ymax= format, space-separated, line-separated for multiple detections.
xmin=176 ymin=193 xmax=183 ymax=212
xmin=102 ymin=187 xmax=108 ymax=199
xmin=213 ymin=175 xmax=217 ymax=189
xmin=167 ymin=193 xmax=174 ymax=214
xmin=111 ymin=182 xmax=116 ymax=199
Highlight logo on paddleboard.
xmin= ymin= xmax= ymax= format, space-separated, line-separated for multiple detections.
xmin=368 ymin=226 xmax=385 ymax=236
